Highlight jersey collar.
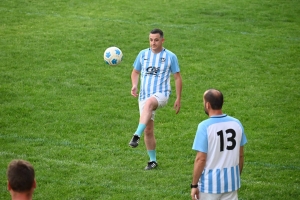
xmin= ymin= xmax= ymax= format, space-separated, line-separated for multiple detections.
xmin=210 ymin=114 xmax=227 ymax=118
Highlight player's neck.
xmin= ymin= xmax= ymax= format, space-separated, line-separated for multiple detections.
xmin=151 ymin=47 xmax=164 ymax=54
xmin=10 ymin=191 xmax=33 ymax=200
xmin=208 ymin=110 xmax=223 ymax=117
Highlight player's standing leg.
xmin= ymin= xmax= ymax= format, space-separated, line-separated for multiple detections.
xmin=144 ymin=120 xmax=158 ymax=170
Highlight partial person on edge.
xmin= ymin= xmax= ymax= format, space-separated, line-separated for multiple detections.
xmin=7 ymin=159 xmax=36 ymax=200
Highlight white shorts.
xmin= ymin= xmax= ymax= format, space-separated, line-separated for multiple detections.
xmin=139 ymin=93 xmax=168 ymax=121
xmin=199 ymin=190 xmax=238 ymax=200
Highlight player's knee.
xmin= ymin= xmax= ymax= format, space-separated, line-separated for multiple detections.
xmin=145 ymin=99 xmax=158 ymax=111
xmin=144 ymin=127 xmax=154 ymax=135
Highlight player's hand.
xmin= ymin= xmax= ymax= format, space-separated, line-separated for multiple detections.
xmin=191 ymin=188 xmax=199 ymax=200
xmin=174 ymin=98 xmax=181 ymax=114
xmin=131 ymin=86 xmax=138 ymax=97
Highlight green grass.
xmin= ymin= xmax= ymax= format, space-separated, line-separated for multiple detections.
xmin=1 ymin=0 xmax=299 ymax=199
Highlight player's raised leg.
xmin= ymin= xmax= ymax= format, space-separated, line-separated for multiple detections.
xmin=129 ymin=97 xmax=158 ymax=148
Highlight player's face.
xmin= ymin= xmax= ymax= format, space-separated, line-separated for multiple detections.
xmin=149 ymin=33 xmax=164 ymax=53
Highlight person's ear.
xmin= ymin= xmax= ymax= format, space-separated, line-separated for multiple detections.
xmin=7 ymin=181 xmax=12 ymax=191
xmin=32 ymin=179 xmax=37 ymax=189
xmin=206 ymin=101 xmax=211 ymax=110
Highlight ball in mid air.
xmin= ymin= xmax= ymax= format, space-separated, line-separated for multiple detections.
xmin=103 ymin=46 xmax=123 ymax=66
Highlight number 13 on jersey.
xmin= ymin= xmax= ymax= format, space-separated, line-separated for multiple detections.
xmin=217 ymin=129 xmax=237 ymax=152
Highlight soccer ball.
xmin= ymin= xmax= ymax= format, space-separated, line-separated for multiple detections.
xmin=103 ymin=46 xmax=123 ymax=66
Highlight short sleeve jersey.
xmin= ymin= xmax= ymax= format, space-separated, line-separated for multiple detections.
xmin=133 ymin=48 xmax=180 ymax=101
xmin=192 ymin=114 xmax=247 ymax=194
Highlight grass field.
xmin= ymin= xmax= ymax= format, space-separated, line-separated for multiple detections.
xmin=1 ymin=0 xmax=299 ymax=199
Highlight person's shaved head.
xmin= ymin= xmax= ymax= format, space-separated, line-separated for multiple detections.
xmin=203 ymin=89 xmax=223 ymax=110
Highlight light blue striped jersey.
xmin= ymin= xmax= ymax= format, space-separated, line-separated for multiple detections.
xmin=192 ymin=114 xmax=247 ymax=194
xmin=133 ymin=48 xmax=180 ymax=101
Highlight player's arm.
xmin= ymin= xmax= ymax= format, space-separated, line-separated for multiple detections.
xmin=239 ymin=146 xmax=244 ymax=175
xmin=173 ymin=72 xmax=182 ymax=114
xmin=191 ymin=151 xmax=206 ymax=200
xmin=131 ymin=69 xmax=140 ymax=97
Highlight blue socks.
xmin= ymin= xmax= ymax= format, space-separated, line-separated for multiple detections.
xmin=134 ymin=123 xmax=146 ymax=137
xmin=147 ymin=150 xmax=156 ymax=162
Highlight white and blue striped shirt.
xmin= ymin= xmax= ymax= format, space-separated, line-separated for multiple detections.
xmin=192 ymin=114 xmax=248 ymax=194
xmin=133 ymin=48 xmax=180 ymax=101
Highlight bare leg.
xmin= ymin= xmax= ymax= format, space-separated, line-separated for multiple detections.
xmin=129 ymin=97 xmax=158 ymax=148
xmin=144 ymin=119 xmax=158 ymax=169
xmin=141 ymin=97 xmax=158 ymax=150
xmin=141 ymin=97 xmax=157 ymax=163
xmin=139 ymin=96 xmax=158 ymax=125
xmin=144 ymin=120 xmax=156 ymax=150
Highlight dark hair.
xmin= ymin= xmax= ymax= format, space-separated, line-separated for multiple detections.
xmin=150 ymin=28 xmax=164 ymax=38
xmin=204 ymin=89 xmax=223 ymax=110
xmin=7 ymin=160 xmax=35 ymax=192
